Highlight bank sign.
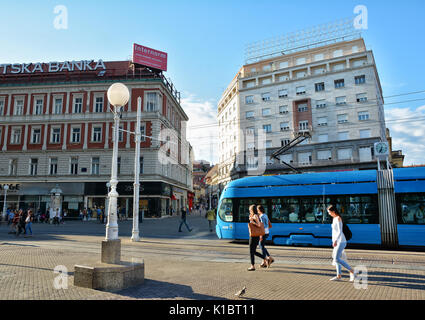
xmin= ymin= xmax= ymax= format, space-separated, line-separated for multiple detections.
xmin=0 ymin=59 xmax=106 ymax=74
xmin=133 ymin=43 xmax=167 ymax=71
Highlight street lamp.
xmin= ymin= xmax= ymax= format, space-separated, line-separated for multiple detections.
xmin=2 ymin=185 xmax=9 ymax=221
xmin=131 ymin=97 xmax=142 ymax=242
xmin=103 ymin=82 xmax=129 ymax=263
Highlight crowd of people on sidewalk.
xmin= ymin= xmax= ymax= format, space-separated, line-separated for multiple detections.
xmin=5 ymin=208 xmax=34 ymax=237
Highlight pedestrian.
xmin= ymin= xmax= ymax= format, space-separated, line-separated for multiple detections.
xmin=247 ymin=204 xmax=266 ymax=271
xmin=7 ymin=208 xmax=14 ymax=226
xmin=178 ymin=206 xmax=193 ymax=232
xmin=9 ymin=210 xmax=19 ymax=234
xmin=327 ymin=205 xmax=356 ymax=282
xmin=16 ymin=210 xmax=26 ymax=237
xmin=206 ymin=207 xmax=216 ymax=232
xmin=257 ymin=205 xmax=274 ymax=268
xmin=25 ymin=209 xmax=33 ymax=237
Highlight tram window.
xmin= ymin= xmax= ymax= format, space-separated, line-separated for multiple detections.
xmin=271 ymin=198 xmax=297 ymax=223
xmin=397 ymin=193 xmax=425 ymax=225
xmin=238 ymin=199 xmax=268 ymax=222
xmin=333 ymin=195 xmax=378 ymax=224
xmin=218 ymin=199 xmax=234 ymax=222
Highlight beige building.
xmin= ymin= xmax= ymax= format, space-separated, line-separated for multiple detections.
xmin=217 ymin=37 xmax=392 ymax=185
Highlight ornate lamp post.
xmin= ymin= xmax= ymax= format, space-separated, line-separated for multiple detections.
xmin=2 ymin=185 xmax=9 ymax=221
xmin=103 ymin=82 xmax=129 ymax=263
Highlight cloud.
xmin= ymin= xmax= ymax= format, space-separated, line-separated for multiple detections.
xmin=181 ymin=94 xmax=219 ymax=164
xmin=385 ymin=105 xmax=425 ymax=166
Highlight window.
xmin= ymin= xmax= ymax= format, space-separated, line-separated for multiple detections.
xmin=315 ymin=82 xmax=325 ymax=92
xmin=74 ymin=97 xmax=82 ymax=113
xmin=360 ymin=129 xmax=371 ymax=138
xmin=334 ymin=79 xmax=345 ymax=88
xmin=314 ymin=53 xmax=324 ymax=61
xmin=262 ymin=65 xmax=271 ymax=72
xmin=338 ymin=148 xmax=352 ymax=160
xmin=263 ymin=124 xmax=272 ymax=133
xmin=54 ymin=98 xmax=62 ymax=114
xmin=356 ymin=93 xmax=368 ymax=103
xmin=296 ymin=57 xmax=306 ymax=65
xmin=0 ymin=99 xmax=4 ymax=115
xmin=70 ymin=157 xmax=78 ymax=175
xmin=353 ymin=60 xmax=367 ymax=67
xmin=247 ymin=142 xmax=255 ymax=150
xmin=91 ymin=157 xmax=100 ymax=175
xmin=317 ymin=117 xmax=327 ymax=126
xmin=11 ymin=128 xmax=21 ymax=144
xmin=51 ymin=127 xmax=61 ymax=143
xmin=296 ymin=86 xmax=306 ymax=95
xmin=299 ymin=120 xmax=309 ymax=131
xmin=29 ymin=158 xmax=38 ymax=176
xmin=296 ymin=71 xmax=306 ymax=79
xmin=336 ymin=96 xmax=347 ymax=105
xmin=261 ymin=92 xmax=271 ymax=101
xmin=71 ymin=127 xmax=81 ymax=143
xmin=246 ymin=111 xmax=254 ymax=118
xmin=9 ymin=159 xmax=18 ymax=176
xmin=297 ymin=103 xmax=308 ymax=112
xmin=352 ymin=46 xmax=359 ymax=53
xmin=250 ymin=67 xmax=256 ymax=73
xmin=333 ymin=49 xmax=343 ymax=57
xmin=338 ymin=131 xmax=349 ymax=140
xmin=246 ymin=127 xmax=255 ymax=135
xmin=298 ymin=152 xmax=312 ymax=165
xmin=146 ymin=92 xmax=158 ymax=111
xmin=281 ymin=139 xmax=290 ymax=147
xmin=318 ymin=134 xmax=329 ymax=143
xmin=49 ymin=158 xmax=58 ymax=175
xmin=14 ymin=99 xmax=24 ymax=115
xmin=397 ymin=193 xmax=425 ymax=225
xmin=261 ymin=78 xmax=272 ymax=85
xmin=318 ymin=150 xmax=332 ymax=160
xmin=314 ymin=68 xmax=326 ymax=75
xmin=337 ymin=114 xmax=348 ymax=123
xmin=280 ymin=122 xmax=289 ymax=131
xmin=140 ymin=157 xmax=144 ymax=174
xmin=31 ymin=128 xmax=41 ymax=144
xmin=117 ymin=157 xmax=121 ymax=175
xmin=359 ymin=147 xmax=372 ymax=162
xmin=140 ymin=124 xmax=146 ymax=142
xmin=279 ymin=61 xmax=289 ymax=69
xmin=279 ymin=105 xmax=288 ymax=114
xmin=34 ymin=99 xmax=43 ymax=115
xmin=358 ymin=111 xmax=370 ymax=121
xmin=278 ymin=75 xmax=289 ymax=82
xmin=262 ymin=108 xmax=271 ymax=116
xmin=355 ymin=75 xmax=366 ymax=85
xmin=281 ymin=154 xmax=293 ymax=164
xmin=95 ymin=96 xmax=103 ymax=112
xmin=316 ymin=100 xmax=327 ymax=108
xmin=265 ymin=140 xmax=272 ymax=148
xmin=245 ymin=95 xmax=254 ymax=104
xmin=92 ymin=126 xmax=102 ymax=142
xmin=333 ymin=63 xmax=345 ymax=71
xmin=245 ymin=81 xmax=255 ymax=88
xmin=278 ymin=89 xmax=288 ymax=98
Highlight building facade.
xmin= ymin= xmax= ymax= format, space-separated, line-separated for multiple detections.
xmin=0 ymin=60 xmax=193 ymax=218
xmin=217 ymin=37 xmax=395 ymax=185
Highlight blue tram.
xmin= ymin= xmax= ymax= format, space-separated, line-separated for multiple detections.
xmin=215 ymin=167 xmax=425 ymax=248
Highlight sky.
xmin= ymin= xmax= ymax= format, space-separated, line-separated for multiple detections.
xmin=1 ymin=0 xmax=425 ymax=165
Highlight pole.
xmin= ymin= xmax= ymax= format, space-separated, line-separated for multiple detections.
xmin=105 ymin=106 xmax=120 ymax=241
xmin=2 ymin=188 xmax=7 ymax=221
xmin=132 ymin=97 xmax=141 ymax=242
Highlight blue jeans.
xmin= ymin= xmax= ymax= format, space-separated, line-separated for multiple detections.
xmin=179 ymin=218 xmax=191 ymax=231
xmin=25 ymin=222 xmax=33 ymax=235
xmin=333 ymin=241 xmax=352 ymax=276
xmin=259 ymin=234 xmax=270 ymax=258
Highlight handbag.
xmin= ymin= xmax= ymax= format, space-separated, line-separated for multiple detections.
xmin=248 ymin=221 xmax=265 ymax=237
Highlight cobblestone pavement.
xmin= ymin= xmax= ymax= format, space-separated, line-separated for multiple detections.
xmin=1 ymin=215 xmax=425 ymax=300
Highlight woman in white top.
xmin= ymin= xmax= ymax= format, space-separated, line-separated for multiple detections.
xmin=327 ymin=205 xmax=356 ymax=282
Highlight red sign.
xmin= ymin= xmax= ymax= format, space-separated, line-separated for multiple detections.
xmin=133 ymin=43 xmax=167 ymax=71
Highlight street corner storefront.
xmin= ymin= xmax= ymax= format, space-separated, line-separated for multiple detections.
xmin=84 ymin=181 xmax=175 ymax=218
xmin=0 ymin=182 xmax=85 ymax=217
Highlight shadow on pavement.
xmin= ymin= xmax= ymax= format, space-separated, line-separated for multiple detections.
xmin=114 ymin=279 xmax=226 ymax=300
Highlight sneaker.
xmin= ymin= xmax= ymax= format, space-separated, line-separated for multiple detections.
xmin=247 ymin=267 xmax=255 ymax=271
xmin=330 ymin=276 xmax=342 ymax=281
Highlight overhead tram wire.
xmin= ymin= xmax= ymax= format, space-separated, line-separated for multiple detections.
xmin=187 ymin=95 xmax=425 ymax=130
